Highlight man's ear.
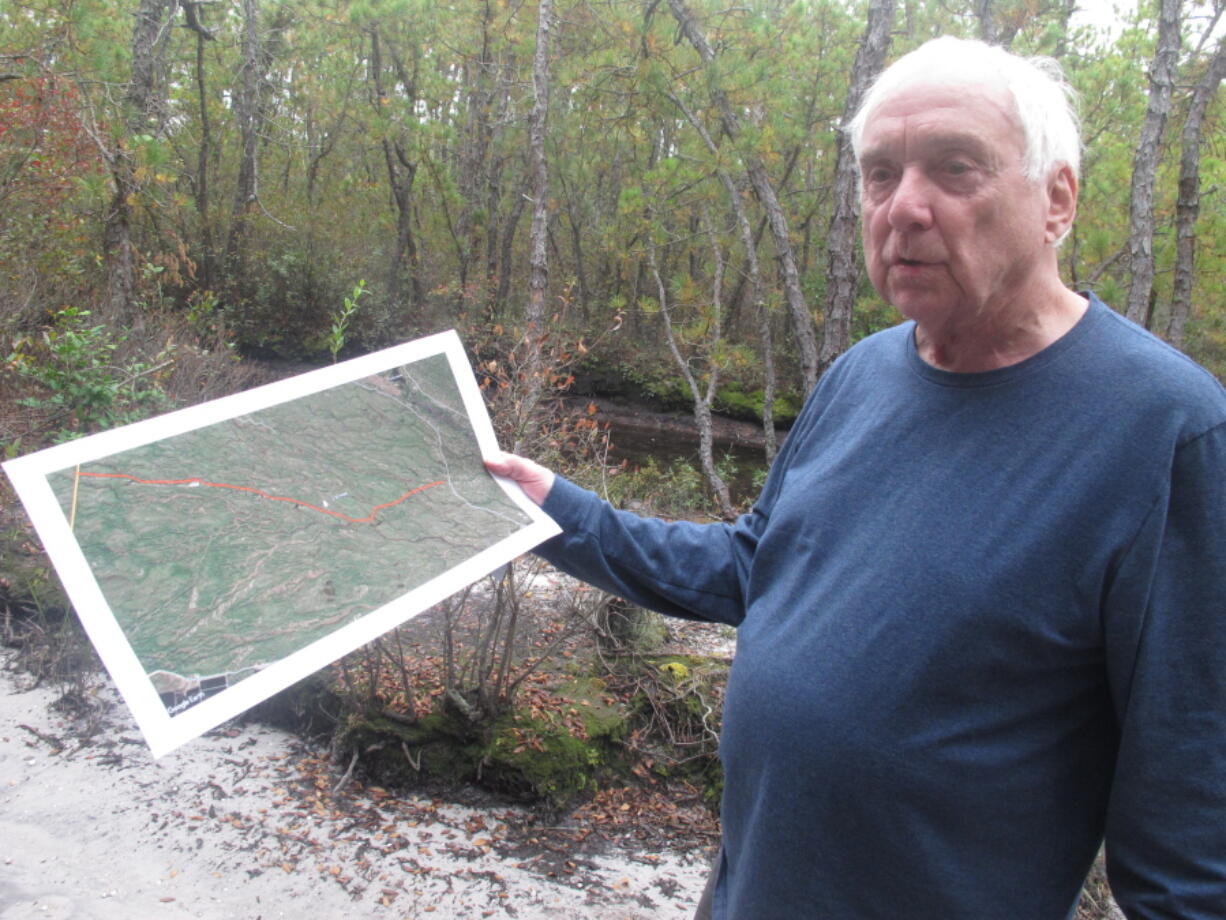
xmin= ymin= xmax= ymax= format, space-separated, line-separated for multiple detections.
xmin=1045 ymin=163 xmax=1078 ymax=245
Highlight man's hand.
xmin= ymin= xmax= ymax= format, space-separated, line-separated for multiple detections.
xmin=484 ymin=452 xmax=556 ymax=507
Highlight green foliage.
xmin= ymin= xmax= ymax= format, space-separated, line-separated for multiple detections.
xmin=185 ymin=289 xmax=223 ymax=335
xmin=715 ymin=380 xmax=800 ymax=425
xmin=8 ymin=307 xmax=171 ymax=439
xmin=606 ymin=456 xmax=707 ymax=517
xmin=850 ymin=294 xmax=901 ymax=346
xmin=228 ymin=245 xmax=353 ymax=358
xmin=3 ymin=0 xmax=1222 ymax=402
xmin=327 ymin=279 xmax=366 ymax=362
xmin=715 ymin=382 xmax=764 ymax=418
xmin=1186 ymin=305 xmax=1226 ymax=382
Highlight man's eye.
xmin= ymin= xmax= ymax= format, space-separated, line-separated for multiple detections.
xmin=943 ymin=161 xmax=973 ymax=176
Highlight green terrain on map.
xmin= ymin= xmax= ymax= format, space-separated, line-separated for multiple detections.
xmin=49 ymin=354 xmax=531 ymax=706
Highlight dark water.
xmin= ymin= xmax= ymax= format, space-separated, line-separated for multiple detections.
xmin=603 ymin=424 xmax=770 ymax=508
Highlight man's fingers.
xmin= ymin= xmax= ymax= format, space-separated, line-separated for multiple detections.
xmin=484 ymin=452 xmax=555 ymax=506
xmin=484 ymin=452 xmax=515 ymax=477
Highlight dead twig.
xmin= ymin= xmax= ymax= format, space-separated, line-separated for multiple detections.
xmin=19 ymin=722 xmax=64 ymax=753
xmin=331 ymin=749 xmax=359 ymax=795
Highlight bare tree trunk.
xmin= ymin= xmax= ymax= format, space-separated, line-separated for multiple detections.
xmin=103 ymin=186 xmax=136 ymax=320
xmin=645 ymin=208 xmax=735 ymax=520
xmin=456 ymin=0 xmax=497 ymax=297
xmin=667 ymin=89 xmax=778 ymax=461
xmin=304 ymin=56 xmax=359 ymax=208
xmin=694 ymin=209 xmax=736 ymax=518
xmin=973 ymin=0 xmax=1021 ymax=47
xmin=820 ymin=0 xmax=896 ymax=378
xmin=755 ymin=299 xmax=779 ymax=463
xmin=232 ymin=0 xmax=260 ymax=225
xmin=494 ymin=176 xmax=527 ymax=318
xmin=1053 ymin=0 xmax=1079 ymax=58
xmin=127 ymin=0 xmax=173 ymax=135
xmin=1125 ymin=0 xmax=1182 ymax=327
xmin=515 ymin=0 xmax=553 ymax=451
xmin=558 ymin=170 xmax=591 ymax=314
xmin=225 ymin=0 xmax=263 ymax=282
xmin=664 ymin=0 xmax=820 ymax=395
xmin=369 ymin=26 xmax=423 ymax=311
xmin=104 ymin=0 xmax=174 ymax=321
xmin=1168 ymin=35 xmax=1225 ymax=348
xmin=385 ymin=139 xmax=421 ymax=308
xmin=485 ymin=54 xmax=517 ymax=315
xmin=186 ymin=3 xmax=216 ymax=290
xmin=456 ymin=0 xmax=502 ymax=304
xmin=974 ymin=0 xmax=997 ymax=43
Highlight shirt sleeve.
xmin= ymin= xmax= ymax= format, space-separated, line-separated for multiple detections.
xmin=532 ymin=475 xmax=761 ymax=626
xmin=1103 ymin=421 xmax=1226 ymax=917
xmin=530 ymin=374 xmax=828 ymax=628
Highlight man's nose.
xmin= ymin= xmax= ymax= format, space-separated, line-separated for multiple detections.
xmin=886 ymin=169 xmax=934 ymax=232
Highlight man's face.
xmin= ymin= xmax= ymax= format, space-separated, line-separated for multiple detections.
xmin=857 ymin=81 xmax=1056 ymax=331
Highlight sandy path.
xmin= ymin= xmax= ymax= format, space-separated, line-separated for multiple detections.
xmin=0 ymin=654 xmax=710 ymax=919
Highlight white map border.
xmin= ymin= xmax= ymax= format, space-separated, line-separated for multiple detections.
xmin=3 ymin=329 xmax=561 ymax=758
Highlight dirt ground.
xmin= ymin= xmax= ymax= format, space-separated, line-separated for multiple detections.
xmin=0 ymin=651 xmax=716 ymax=920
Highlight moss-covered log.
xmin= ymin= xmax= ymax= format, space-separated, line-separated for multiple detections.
xmin=338 ymin=677 xmax=631 ymax=808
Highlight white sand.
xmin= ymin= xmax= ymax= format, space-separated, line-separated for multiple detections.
xmin=0 ymin=654 xmax=710 ymax=919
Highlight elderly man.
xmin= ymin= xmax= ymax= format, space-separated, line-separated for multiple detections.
xmin=488 ymin=36 xmax=1226 ymax=919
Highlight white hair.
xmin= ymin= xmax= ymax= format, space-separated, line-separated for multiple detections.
xmin=847 ymin=36 xmax=1081 ymax=183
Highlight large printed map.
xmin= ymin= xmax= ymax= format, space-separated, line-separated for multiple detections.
xmin=4 ymin=332 xmax=559 ymax=756
xmin=51 ymin=353 xmax=530 ymax=711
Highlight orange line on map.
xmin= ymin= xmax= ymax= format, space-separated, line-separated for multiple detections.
xmin=77 ymin=471 xmax=446 ymax=524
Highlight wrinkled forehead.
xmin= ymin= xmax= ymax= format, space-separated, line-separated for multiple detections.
xmin=858 ymin=78 xmax=1026 ymax=160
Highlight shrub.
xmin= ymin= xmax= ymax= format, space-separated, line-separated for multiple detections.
xmin=8 ymin=307 xmax=171 ymax=439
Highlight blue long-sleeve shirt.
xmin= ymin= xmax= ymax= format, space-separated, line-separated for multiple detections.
xmin=535 ymin=295 xmax=1226 ymax=919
